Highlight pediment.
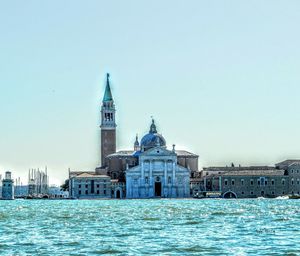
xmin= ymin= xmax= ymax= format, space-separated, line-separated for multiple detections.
xmin=142 ymin=146 xmax=175 ymax=156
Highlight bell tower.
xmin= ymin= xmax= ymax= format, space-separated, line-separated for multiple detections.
xmin=100 ymin=73 xmax=116 ymax=167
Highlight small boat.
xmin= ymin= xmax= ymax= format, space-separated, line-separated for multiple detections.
xmin=275 ymin=195 xmax=289 ymax=199
xmin=289 ymin=194 xmax=300 ymax=199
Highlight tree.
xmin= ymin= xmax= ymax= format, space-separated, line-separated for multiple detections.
xmin=61 ymin=179 xmax=69 ymax=191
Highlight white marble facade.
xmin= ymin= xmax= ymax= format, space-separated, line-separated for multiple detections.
xmin=126 ymin=147 xmax=190 ymax=198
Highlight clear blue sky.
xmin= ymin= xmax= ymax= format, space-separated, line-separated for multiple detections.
xmin=1 ymin=1 xmax=300 ymax=185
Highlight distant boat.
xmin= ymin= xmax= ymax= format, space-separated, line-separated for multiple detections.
xmin=289 ymin=194 xmax=300 ymax=199
xmin=275 ymin=195 xmax=289 ymax=199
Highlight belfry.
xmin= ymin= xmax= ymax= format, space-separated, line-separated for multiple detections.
xmin=100 ymin=73 xmax=116 ymax=167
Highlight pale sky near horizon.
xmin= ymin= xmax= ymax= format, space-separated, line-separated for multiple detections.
xmin=1 ymin=1 xmax=300 ymax=185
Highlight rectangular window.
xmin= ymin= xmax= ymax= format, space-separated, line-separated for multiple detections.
xmin=97 ymin=190 xmax=99 ymax=194
xmin=85 ymin=190 xmax=88 ymax=195
xmin=79 ymin=185 xmax=81 ymax=188
xmin=79 ymin=190 xmax=81 ymax=195
xmin=272 ymin=179 xmax=275 ymax=185
xmin=97 ymin=184 xmax=100 ymax=188
xmin=282 ymin=179 xmax=285 ymax=185
xmin=224 ymin=180 xmax=228 ymax=186
xmin=257 ymin=180 xmax=260 ymax=186
xmin=85 ymin=184 xmax=88 ymax=188
xmin=231 ymin=179 xmax=235 ymax=186
xmin=104 ymin=190 xmax=106 ymax=195
xmin=250 ymin=179 xmax=254 ymax=185
xmin=241 ymin=179 xmax=244 ymax=185
xmin=265 ymin=180 xmax=268 ymax=186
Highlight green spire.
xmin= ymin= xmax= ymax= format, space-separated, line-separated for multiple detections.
xmin=103 ymin=73 xmax=113 ymax=102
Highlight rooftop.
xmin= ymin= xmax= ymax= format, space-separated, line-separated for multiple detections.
xmin=107 ymin=149 xmax=198 ymax=158
xmin=221 ymin=169 xmax=285 ymax=177
xmin=275 ymin=159 xmax=300 ymax=167
xmin=70 ymin=172 xmax=110 ymax=179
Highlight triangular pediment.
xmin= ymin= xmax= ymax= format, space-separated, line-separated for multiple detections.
xmin=142 ymin=146 xmax=175 ymax=156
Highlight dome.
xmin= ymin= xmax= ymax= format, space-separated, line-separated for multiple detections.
xmin=140 ymin=133 xmax=166 ymax=151
xmin=140 ymin=119 xmax=166 ymax=151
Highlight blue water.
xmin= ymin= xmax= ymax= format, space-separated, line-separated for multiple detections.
xmin=0 ymin=199 xmax=299 ymax=255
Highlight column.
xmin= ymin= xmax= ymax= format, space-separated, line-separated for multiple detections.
xmin=150 ymin=160 xmax=153 ymax=181
xmin=219 ymin=176 xmax=222 ymax=192
xmin=149 ymin=160 xmax=153 ymax=197
xmin=172 ymin=161 xmax=176 ymax=197
xmin=141 ymin=160 xmax=144 ymax=180
xmin=172 ymin=161 xmax=175 ymax=181
xmin=164 ymin=160 xmax=167 ymax=185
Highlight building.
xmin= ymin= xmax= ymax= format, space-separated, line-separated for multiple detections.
xmin=48 ymin=185 xmax=69 ymax=198
xmin=126 ymin=122 xmax=191 ymax=198
xmin=2 ymin=171 xmax=14 ymax=200
xmin=69 ymin=172 xmax=111 ymax=199
xmin=193 ymin=161 xmax=300 ymax=198
xmin=100 ymin=73 xmax=116 ymax=168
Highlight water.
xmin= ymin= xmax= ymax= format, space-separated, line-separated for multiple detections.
xmin=0 ymin=199 xmax=300 ymax=255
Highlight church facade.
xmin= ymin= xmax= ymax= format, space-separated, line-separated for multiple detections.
xmin=125 ymin=123 xmax=190 ymax=198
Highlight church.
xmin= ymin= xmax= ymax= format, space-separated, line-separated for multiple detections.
xmin=70 ymin=74 xmax=199 ymax=199
xmin=125 ymin=120 xmax=191 ymax=198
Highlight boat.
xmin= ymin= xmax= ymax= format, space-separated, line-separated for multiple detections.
xmin=275 ymin=195 xmax=289 ymax=199
xmin=289 ymin=194 xmax=300 ymax=199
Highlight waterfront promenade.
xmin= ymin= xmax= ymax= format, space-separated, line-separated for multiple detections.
xmin=0 ymin=199 xmax=299 ymax=255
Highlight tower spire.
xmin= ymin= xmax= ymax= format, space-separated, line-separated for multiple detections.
xmin=134 ymin=134 xmax=140 ymax=151
xmin=103 ymin=73 xmax=113 ymax=102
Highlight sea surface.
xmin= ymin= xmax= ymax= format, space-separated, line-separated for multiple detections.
xmin=0 ymin=199 xmax=299 ymax=255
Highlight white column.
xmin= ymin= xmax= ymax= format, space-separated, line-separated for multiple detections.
xmin=141 ymin=160 xmax=144 ymax=180
xmin=149 ymin=160 xmax=154 ymax=197
xmin=150 ymin=160 xmax=153 ymax=181
xmin=164 ymin=160 xmax=167 ymax=185
xmin=172 ymin=161 xmax=175 ymax=181
xmin=219 ymin=176 xmax=222 ymax=192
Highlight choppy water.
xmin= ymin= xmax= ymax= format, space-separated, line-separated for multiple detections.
xmin=0 ymin=199 xmax=300 ymax=255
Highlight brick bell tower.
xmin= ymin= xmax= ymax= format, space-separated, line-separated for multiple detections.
xmin=100 ymin=73 xmax=116 ymax=167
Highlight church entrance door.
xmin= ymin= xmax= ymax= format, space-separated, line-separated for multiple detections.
xmin=116 ymin=190 xmax=121 ymax=199
xmin=155 ymin=182 xmax=162 ymax=197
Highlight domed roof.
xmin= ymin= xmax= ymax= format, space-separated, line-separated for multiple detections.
xmin=140 ymin=119 xmax=166 ymax=151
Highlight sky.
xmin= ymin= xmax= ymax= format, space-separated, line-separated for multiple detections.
xmin=1 ymin=1 xmax=300 ymax=185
